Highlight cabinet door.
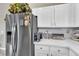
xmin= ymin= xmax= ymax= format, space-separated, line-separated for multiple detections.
xmin=70 ymin=49 xmax=78 ymax=56
xmin=37 ymin=6 xmax=54 ymax=27
xmin=32 ymin=8 xmax=39 ymax=16
xmin=50 ymin=46 xmax=69 ymax=56
xmin=35 ymin=52 xmax=49 ymax=56
xmin=68 ymin=4 xmax=76 ymax=27
xmin=55 ymin=4 xmax=70 ymax=27
xmin=35 ymin=45 xmax=49 ymax=56
xmin=75 ymin=4 xmax=79 ymax=27
xmin=57 ymin=47 xmax=69 ymax=56
xmin=50 ymin=46 xmax=58 ymax=56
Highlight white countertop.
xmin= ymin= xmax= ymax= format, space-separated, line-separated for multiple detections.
xmin=34 ymin=39 xmax=79 ymax=55
xmin=34 ymin=39 xmax=68 ymax=47
xmin=0 ymin=47 xmax=5 ymax=51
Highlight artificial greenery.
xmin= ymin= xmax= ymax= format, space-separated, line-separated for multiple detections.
xmin=8 ymin=3 xmax=32 ymax=15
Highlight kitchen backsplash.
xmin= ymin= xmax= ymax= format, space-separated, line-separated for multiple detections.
xmin=42 ymin=33 xmax=64 ymax=40
xmin=38 ymin=28 xmax=73 ymax=39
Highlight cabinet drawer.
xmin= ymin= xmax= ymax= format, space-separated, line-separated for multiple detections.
xmin=35 ymin=52 xmax=49 ymax=56
xmin=70 ymin=49 xmax=78 ymax=56
xmin=35 ymin=45 xmax=49 ymax=56
xmin=57 ymin=47 xmax=69 ymax=53
xmin=35 ymin=45 xmax=49 ymax=51
xmin=35 ymin=50 xmax=49 ymax=56
xmin=50 ymin=46 xmax=69 ymax=56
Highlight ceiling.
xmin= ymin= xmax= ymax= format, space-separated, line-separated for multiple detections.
xmin=0 ymin=3 xmax=65 ymax=9
xmin=29 ymin=3 xmax=65 ymax=8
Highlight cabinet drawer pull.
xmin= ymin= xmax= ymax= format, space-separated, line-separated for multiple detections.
xmin=40 ymin=47 xmax=42 ymax=49
xmin=47 ymin=54 xmax=49 ymax=56
xmin=58 ymin=50 xmax=61 ymax=52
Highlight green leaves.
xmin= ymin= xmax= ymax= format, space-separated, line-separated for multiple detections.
xmin=8 ymin=3 xmax=32 ymax=14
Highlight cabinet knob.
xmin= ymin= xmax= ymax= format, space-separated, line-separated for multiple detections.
xmin=47 ymin=54 xmax=49 ymax=56
xmin=40 ymin=47 xmax=42 ymax=49
xmin=58 ymin=50 xmax=61 ymax=52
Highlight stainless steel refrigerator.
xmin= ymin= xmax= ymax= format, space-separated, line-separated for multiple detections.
xmin=5 ymin=13 xmax=37 ymax=56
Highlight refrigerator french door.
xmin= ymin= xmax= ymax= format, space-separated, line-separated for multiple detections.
xmin=5 ymin=14 xmax=37 ymax=56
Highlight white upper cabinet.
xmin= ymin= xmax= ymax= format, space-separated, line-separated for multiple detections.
xmin=74 ymin=4 xmax=79 ymax=27
xmin=32 ymin=4 xmax=76 ymax=27
xmin=68 ymin=4 xmax=76 ymax=27
xmin=32 ymin=8 xmax=39 ymax=16
xmin=54 ymin=4 xmax=70 ymax=27
xmin=54 ymin=4 xmax=75 ymax=27
xmin=37 ymin=6 xmax=54 ymax=27
xmin=32 ymin=6 xmax=54 ymax=27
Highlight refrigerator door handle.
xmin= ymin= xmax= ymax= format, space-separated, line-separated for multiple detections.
xmin=11 ymin=26 xmax=16 ymax=56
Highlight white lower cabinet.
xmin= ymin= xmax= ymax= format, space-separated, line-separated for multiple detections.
xmin=49 ymin=47 xmax=58 ymax=56
xmin=35 ymin=53 xmax=48 ymax=56
xmin=35 ymin=45 xmax=49 ymax=56
xmin=69 ymin=49 xmax=78 ymax=56
xmin=50 ymin=46 xmax=69 ymax=56
xmin=35 ymin=45 xmax=69 ymax=56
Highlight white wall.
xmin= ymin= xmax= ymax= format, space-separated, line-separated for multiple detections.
xmin=0 ymin=3 xmax=9 ymax=48
xmin=0 ymin=3 xmax=9 ymax=20
xmin=0 ymin=21 xmax=5 ymax=48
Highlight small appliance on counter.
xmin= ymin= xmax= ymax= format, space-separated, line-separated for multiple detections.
xmin=42 ymin=30 xmax=51 ymax=39
xmin=72 ymin=30 xmax=79 ymax=42
xmin=42 ymin=32 xmax=64 ymax=40
xmin=51 ymin=34 xmax=64 ymax=40
xmin=34 ymin=32 xmax=42 ymax=42
xmin=42 ymin=32 xmax=48 ymax=39
xmin=34 ymin=33 xmax=38 ymax=41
